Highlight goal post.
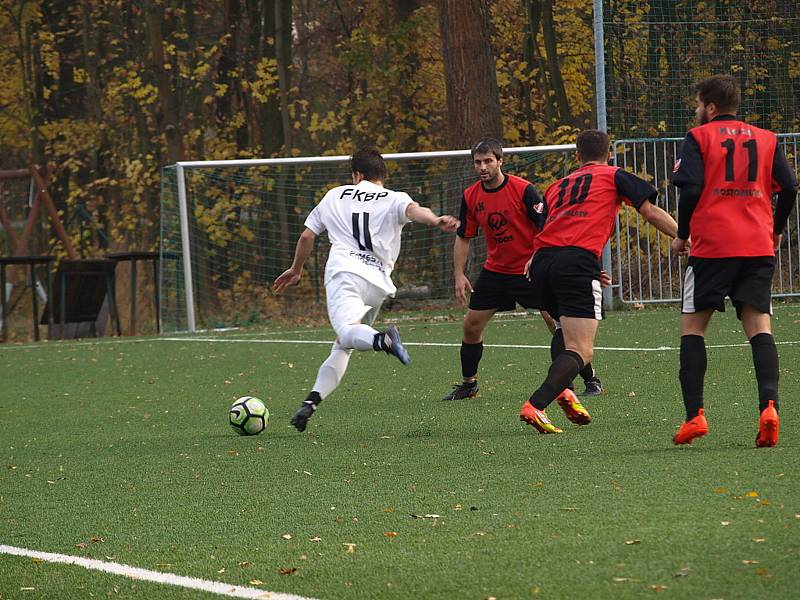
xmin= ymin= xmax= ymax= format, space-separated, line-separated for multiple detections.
xmin=160 ymin=145 xmax=577 ymax=333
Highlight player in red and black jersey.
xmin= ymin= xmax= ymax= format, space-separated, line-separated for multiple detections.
xmin=670 ymin=75 xmax=797 ymax=448
xmin=441 ymin=139 xmax=604 ymax=402
xmin=520 ymin=130 xmax=678 ymax=433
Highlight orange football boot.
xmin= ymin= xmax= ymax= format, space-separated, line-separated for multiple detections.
xmin=555 ymin=388 xmax=592 ymax=425
xmin=673 ymin=409 xmax=709 ymax=445
xmin=755 ymin=400 xmax=779 ymax=448
xmin=520 ymin=401 xmax=563 ymax=434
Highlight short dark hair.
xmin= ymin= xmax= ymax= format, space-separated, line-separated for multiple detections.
xmin=350 ymin=147 xmax=386 ymax=181
xmin=576 ymin=129 xmax=610 ymax=162
xmin=471 ymin=138 xmax=503 ymax=160
xmin=695 ymin=75 xmax=740 ymax=113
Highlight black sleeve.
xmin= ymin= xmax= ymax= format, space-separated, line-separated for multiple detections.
xmin=614 ymin=169 xmax=658 ymax=210
xmin=772 ymin=144 xmax=798 ymax=234
xmin=772 ymin=144 xmax=798 ymax=194
xmin=773 ymin=188 xmax=797 ymax=235
xmin=676 ymin=186 xmax=702 ymax=240
xmin=671 ymin=133 xmax=705 ymax=239
xmin=671 ymin=132 xmax=705 ymax=189
xmin=522 ymin=184 xmax=547 ymax=230
xmin=456 ymin=193 xmax=470 ymax=238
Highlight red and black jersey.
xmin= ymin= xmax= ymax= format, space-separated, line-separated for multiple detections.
xmin=672 ymin=115 xmax=798 ymax=258
xmin=457 ymin=174 xmax=545 ymax=275
xmin=536 ymin=164 xmax=657 ymax=257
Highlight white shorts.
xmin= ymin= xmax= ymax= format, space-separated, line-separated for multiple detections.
xmin=326 ymin=272 xmax=386 ymax=337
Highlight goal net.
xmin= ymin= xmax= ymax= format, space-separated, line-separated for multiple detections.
xmin=159 ymin=145 xmax=576 ymax=333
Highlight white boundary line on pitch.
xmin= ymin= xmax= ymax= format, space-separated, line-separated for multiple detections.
xmin=0 ymin=544 xmax=319 ymax=600
xmin=2 ymin=335 xmax=799 ymax=353
xmin=157 ymin=337 xmax=800 ymax=352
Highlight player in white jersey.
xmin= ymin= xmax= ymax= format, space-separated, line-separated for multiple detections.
xmin=274 ymin=147 xmax=460 ymax=431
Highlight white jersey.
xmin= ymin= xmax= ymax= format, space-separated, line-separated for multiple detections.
xmin=304 ymin=180 xmax=414 ymax=295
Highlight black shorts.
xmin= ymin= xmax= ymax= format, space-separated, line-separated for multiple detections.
xmin=528 ymin=246 xmax=603 ymax=320
xmin=468 ymin=269 xmax=538 ymax=312
xmin=681 ymin=256 xmax=774 ymax=319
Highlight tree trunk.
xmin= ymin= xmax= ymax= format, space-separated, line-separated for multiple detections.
xmin=541 ymin=0 xmax=571 ymax=125
xmin=393 ymin=0 xmax=421 ymax=150
xmin=145 ymin=1 xmax=184 ymax=163
xmin=271 ymin=0 xmax=292 ymax=278
xmin=437 ymin=0 xmax=503 ymax=147
xmin=524 ymin=1 xmax=549 ymax=137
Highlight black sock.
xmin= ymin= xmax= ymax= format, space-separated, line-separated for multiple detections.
xmin=550 ymin=329 xmax=565 ymax=362
xmin=373 ymin=332 xmax=387 ymax=352
xmin=580 ymin=362 xmax=596 ymax=382
xmin=750 ymin=332 xmax=779 ymax=412
xmin=461 ymin=341 xmax=483 ymax=379
xmin=529 ymin=350 xmax=584 ymax=410
xmin=306 ymin=391 xmax=322 ymax=407
xmin=679 ymin=335 xmax=706 ymax=420
xmin=549 ymin=330 xmax=576 ymax=391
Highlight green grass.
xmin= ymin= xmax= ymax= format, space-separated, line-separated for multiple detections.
xmin=1 ymin=304 xmax=799 ymax=599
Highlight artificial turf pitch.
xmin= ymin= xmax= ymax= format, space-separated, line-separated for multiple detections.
xmin=1 ymin=304 xmax=798 ymax=599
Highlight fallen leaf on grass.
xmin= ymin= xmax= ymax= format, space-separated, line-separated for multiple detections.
xmin=20 ymin=587 xmax=35 ymax=591
xmin=721 ymin=521 xmax=731 ymax=526
xmin=613 ymin=577 xmax=634 ymax=582
xmin=343 ymin=543 xmax=356 ymax=555
xmin=673 ymin=567 xmax=691 ymax=578
xmin=742 ymin=560 xmax=759 ymax=565
xmin=745 ymin=491 xmax=759 ymax=498
xmin=650 ymin=584 xmax=668 ymax=592
xmin=281 ymin=534 xmax=292 ymax=540
xmin=713 ymin=487 xmax=727 ymax=493
xmin=31 ymin=558 xmax=45 ymax=564
xmin=217 ymin=568 xmax=225 ymax=574
xmin=74 ymin=543 xmax=87 ymax=549
xmin=410 ymin=514 xmax=440 ymax=519
xmin=277 ymin=567 xmax=298 ymax=575
xmin=756 ymin=567 xmax=772 ymax=578
xmin=384 ymin=531 xmax=398 ymax=538
xmin=238 ymin=561 xmax=251 ymax=567
xmin=624 ymin=540 xmax=641 ymax=545
xmin=752 ymin=538 xmax=766 ymax=543
xmin=90 ymin=536 xmax=104 ymax=544
xmin=309 ymin=536 xmax=322 ymax=542
xmin=249 ymin=579 xmax=263 ymax=585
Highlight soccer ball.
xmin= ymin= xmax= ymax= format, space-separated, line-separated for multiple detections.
xmin=229 ymin=396 xmax=269 ymax=436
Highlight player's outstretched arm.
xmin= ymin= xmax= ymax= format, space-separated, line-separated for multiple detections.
xmin=273 ymin=228 xmax=317 ymax=294
xmin=405 ymin=203 xmax=460 ymax=232
xmin=638 ymin=200 xmax=678 ymax=239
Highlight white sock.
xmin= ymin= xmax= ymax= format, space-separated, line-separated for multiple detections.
xmin=338 ymin=323 xmax=380 ymax=351
xmin=312 ymin=341 xmax=353 ymax=399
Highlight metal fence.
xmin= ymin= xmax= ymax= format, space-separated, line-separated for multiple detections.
xmin=612 ymin=134 xmax=800 ymax=304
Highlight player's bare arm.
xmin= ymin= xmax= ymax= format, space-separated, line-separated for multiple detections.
xmin=273 ymin=228 xmax=317 ymax=293
xmin=452 ymin=235 xmax=473 ymax=305
xmin=405 ymin=202 xmax=460 ymax=232
xmin=638 ymin=200 xmax=678 ymax=238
